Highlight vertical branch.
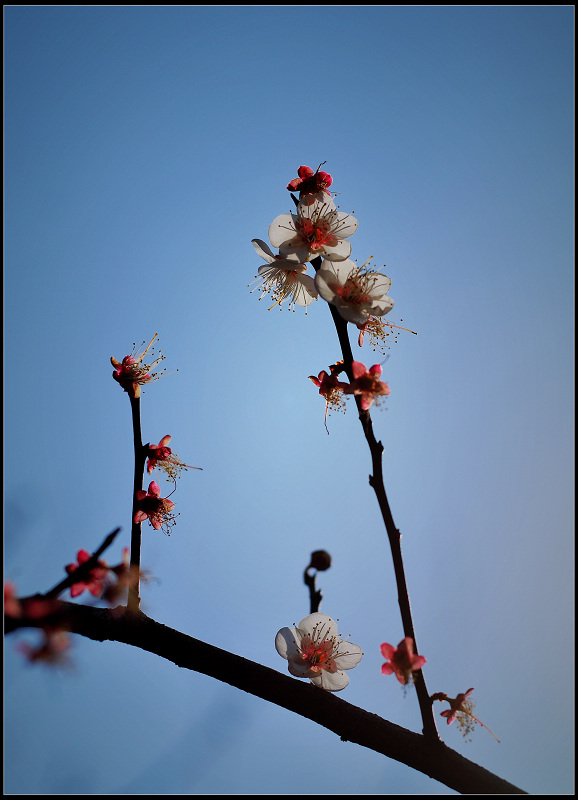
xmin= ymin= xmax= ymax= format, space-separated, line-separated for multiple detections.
xmin=316 ymin=263 xmax=438 ymax=739
xmin=128 ymin=395 xmax=147 ymax=612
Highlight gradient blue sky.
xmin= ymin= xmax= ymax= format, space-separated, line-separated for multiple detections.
xmin=4 ymin=6 xmax=574 ymax=795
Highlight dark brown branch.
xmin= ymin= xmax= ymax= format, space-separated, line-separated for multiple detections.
xmin=315 ymin=273 xmax=437 ymax=741
xmin=128 ymin=395 xmax=147 ymax=611
xmin=5 ymin=604 xmax=526 ymax=795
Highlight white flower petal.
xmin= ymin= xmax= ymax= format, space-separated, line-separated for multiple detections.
xmin=319 ymin=240 xmax=352 ymax=262
xmin=252 ymin=239 xmax=275 ymax=263
xmin=295 ymin=274 xmax=318 ymax=305
xmin=296 ymin=613 xmax=339 ymax=639
xmin=268 ymin=213 xmax=298 ymax=248
xmin=310 ymin=670 xmax=350 ymax=692
xmin=333 ymin=304 xmax=370 ymax=326
xmin=333 ymin=641 xmax=364 ymax=671
xmin=275 ymin=627 xmax=301 ymax=660
xmin=278 ymin=240 xmax=311 ymax=263
xmin=297 ymin=195 xmax=337 ymax=217
xmin=369 ymin=274 xmax=392 ymax=296
xmin=371 ymin=296 xmax=395 ymax=316
xmin=333 ymin=212 xmax=358 ymax=239
xmin=287 ymin=659 xmax=313 ymax=678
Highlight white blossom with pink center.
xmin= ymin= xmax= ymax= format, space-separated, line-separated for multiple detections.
xmin=268 ymin=196 xmax=358 ymax=263
xmin=314 ymin=258 xmax=394 ymax=327
xmin=250 ymin=239 xmax=318 ymax=310
xmin=275 ymin=612 xmax=363 ymax=691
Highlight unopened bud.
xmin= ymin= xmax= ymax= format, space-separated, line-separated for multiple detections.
xmin=308 ymin=550 xmax=332 ymax=571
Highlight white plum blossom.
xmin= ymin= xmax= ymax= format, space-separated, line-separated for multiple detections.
xmin=275 ymin=612 xmax=363 ymax=692
xmin=314 ymin=258 xmax=395 ymax=327
xmin=268 ymin=195 xmax=358 ymax=263
xmin=250 ymin=239 xmax=318 ymax=311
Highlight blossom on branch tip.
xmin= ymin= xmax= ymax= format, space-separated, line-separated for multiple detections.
xmin=250 ymin=239 xmax=317 ymax=311
xmin=268 ymin=196 xmax=358 ymax=263
xmin=287 ymin=164 xmax=333 ymax=199
xmin=147 ymin=435 xmax=202 ymax=479
xmin=134 ymin=481 xmax=177 ymax=535
xmin=380 ymin=637 xmax=426 ymax=685
xmin=111 ymin=334 xmax=166 ymax=398
xmin=65 ymin=550 xmax=109 ymax=598
xmin=275 ymin=612 xmax=363 ymax=692
xmin=314 ymin=258 xmax=394 ymax=327
xmin=432 ymin=688 xmax=500 ymax=742
xmin=344 ymin=361 xmax=390 ymax=411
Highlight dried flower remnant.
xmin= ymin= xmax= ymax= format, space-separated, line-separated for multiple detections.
xmin=250 ymin=239 xmax=318 ymax=311
xmin=315 ymin=258 xmax=394 ymax=327
xmin=275 ymin=612 xmax=363 ymax=692
xmin=343 ymin=361 xmax=390 ymax=411
xmin=268 ymin=195 xmax=358 ymax=264
xmin=111 ymin=334 xmax=166 ymax=398
xmin=432 ymin=688 xmax=500 ymax=742
xmin=380 ymin=637 xmax=426 ymax=685
xmin=287 ymin=164 xmax=333 ymax=199
xmin=134 ymin=480 xmax=177 ymax=535
xmin=146 ymin=435 xmax=202 ymax=480
xmin=64 ymin=550 xmax=109 ymax=598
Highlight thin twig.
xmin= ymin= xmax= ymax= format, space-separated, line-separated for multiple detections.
xmin=44 ymin=528 xmax=122 ymax=599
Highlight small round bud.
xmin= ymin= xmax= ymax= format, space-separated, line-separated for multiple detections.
xmin=308 ymin=550 xmax=332 ymax=571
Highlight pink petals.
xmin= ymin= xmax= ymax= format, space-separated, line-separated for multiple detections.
xmin=344 ymin=361 xmax=390 ymax=410
xmin=111 ymin=334 xmax=165 ymax=399
xmin=286 ymin=164 xmax=333 ymax=198
xmin=146 ymin=435 xmax=202 ymax=479
xmin=65 ymin=549 xmax=109 ymax=598
xmin=134 ymin=481 xmax=177 ymax=535
xmin=380 ymin=636 xmax=426 ymax=685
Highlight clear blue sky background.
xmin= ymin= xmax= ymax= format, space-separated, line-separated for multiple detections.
xmin=4 ymin=6 xmax=574 ymax=795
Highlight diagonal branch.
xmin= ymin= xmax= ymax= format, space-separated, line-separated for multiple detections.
xmin=5 ymin=603 xmax=525 ymax=794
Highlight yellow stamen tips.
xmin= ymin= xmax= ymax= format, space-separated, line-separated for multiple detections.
xmin=267 ymin=294 xmax=285 ymax=312
xmin=384 ymin=319 xmax=418 ymax=335
xmin=359 ymin=256 xmax=375 ymax=270
xmin=137 ymin=333 xmax=159 ymax=363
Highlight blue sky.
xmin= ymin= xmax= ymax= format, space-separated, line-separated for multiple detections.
xmin=4 ymin=6 xmax=574 ymax=795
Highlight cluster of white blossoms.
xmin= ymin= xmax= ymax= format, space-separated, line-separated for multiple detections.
xmin=250 ymin=164 xmax=395 ymax=333
xmin=256 ymin=168 xmax=405 ymax=691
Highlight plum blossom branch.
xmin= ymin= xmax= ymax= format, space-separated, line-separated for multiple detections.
xmin=308 ymin=252 xmax=438 ymax=740
xmin=128 ymin=393 xmax=148 ymax=611
xmin=4 ymin=604 xmax=525 ymax=794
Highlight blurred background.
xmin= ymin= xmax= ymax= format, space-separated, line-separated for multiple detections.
xmin=4 ymin=6 xmax=574 ymax=794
